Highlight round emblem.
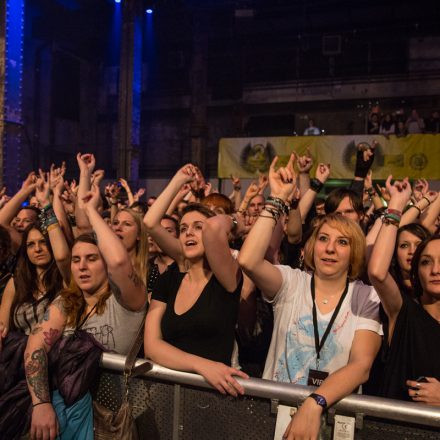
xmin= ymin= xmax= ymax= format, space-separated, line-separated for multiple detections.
xmin=409 ymin=153 xmax=427 ymax=170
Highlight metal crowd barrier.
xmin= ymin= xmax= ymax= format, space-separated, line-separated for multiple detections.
xmin=97 ymin=353 xmax=440 ymax=439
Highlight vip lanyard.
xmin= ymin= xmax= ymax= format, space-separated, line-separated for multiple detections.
xmin=311 ymin=275 xmax=349 ymax=369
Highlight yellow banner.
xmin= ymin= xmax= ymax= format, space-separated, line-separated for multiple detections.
xmin=218 ymin=134 xmax=440 ymax=180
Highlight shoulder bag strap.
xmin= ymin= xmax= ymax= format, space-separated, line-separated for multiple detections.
xmin=123 ymin=314 xmax=152 ymax=379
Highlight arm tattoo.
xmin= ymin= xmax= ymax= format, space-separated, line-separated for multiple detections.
xmin=31 ymin=325 xmax=43 ymax=335
xmin=25 ymin=349 xmax=50 ymax=402
xmin=128 ymin=269 xmax=144 ymax=288
xmin=43 ymin=328 xmax=60 ymax=346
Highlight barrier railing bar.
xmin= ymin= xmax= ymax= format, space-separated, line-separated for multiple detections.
xmin=101 ymin=353 xmax=440 ymax=429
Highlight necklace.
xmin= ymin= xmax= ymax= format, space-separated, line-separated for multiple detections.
xmin=321 ymin=294 xmax=338 ymax=305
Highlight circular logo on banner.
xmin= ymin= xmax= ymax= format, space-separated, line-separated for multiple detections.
xmin=240 ymin=142 xmax=276 ymax=173
xmin=409 ymin=153 xmax=427 ymax=170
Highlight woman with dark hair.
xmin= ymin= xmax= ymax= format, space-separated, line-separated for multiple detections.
xmin=390 ymin=223 xmax=431 ymax=297
xmin=143 ymin=164 xmax=248 ymax=397
xmin=368 ymin=176 xmax=440 ymax=404
xmin=0 ymin=174 xmax=70 ymax=349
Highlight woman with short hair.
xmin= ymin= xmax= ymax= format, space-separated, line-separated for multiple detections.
xmin=238 ymin=156 xmax=382 ymax=439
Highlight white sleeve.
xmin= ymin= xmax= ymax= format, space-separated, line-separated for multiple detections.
xmin=355 ymin=284 xmax=382 ymax=335
xmin=263 ymin=265 xmax=304 ymax=305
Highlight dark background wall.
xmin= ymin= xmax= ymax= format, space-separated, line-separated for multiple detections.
xmin=16 ymin=0 xmax=440 ymax=186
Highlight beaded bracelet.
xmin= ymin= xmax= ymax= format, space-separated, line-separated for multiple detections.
xmin=384 ymin=213 xmax=401 ymax=223
xmin=263 ymin=206 xmax=281 ymax=222
xmin=382 ymin=216 xmax=400 ymax=227
xmin=266 ymin=196 xmax=289 ymax=214
xmin=264 ymin=202 xmax=284 ymax=218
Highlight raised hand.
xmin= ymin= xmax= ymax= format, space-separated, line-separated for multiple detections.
xmin=269 ymin=154 xmax=296 ymax=202
xmin=91 ymin=170 xmax=105 ymax=188
xmin=315 ymin=163 xmax=331 ymax=183
xmin=296 ymin=149 xmax=313 ymax=174
xmin=173 ymin=163 xmax=198 ymax=186
xmin=412 ymin=178 xmax=429 ymax=202
xmin=21 ymin=171 xmax=38 ymax=192
xmin=386 ymin=175 xmax=412 ymax=211
xmin=35 ymin=169 xmax=51 ymax=206
xmin=230 ymin=175 xmax=241 ymax=191
xmin=76 ymin=153 xmax=96 ymax=174
xmin=133 ymin=188 xmax=146 ymax=202
xmin=257 ymin=173 xmax=268 ymax=194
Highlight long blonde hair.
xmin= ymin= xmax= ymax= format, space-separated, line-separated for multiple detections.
xmin=119 ymin=208 xmax=149 ymax=284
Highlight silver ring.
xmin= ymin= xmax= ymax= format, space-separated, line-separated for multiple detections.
xmin=415 ymin=391 xmax=419 ymax=397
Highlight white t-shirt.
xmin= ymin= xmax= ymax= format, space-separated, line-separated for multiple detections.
xmin=262 ymin=266 xmax=381 ymax=384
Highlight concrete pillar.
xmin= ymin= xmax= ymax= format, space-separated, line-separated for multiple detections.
xmin=0 ymin=0 xmax=25 ymax=191
xmin=117 ymin=0 xmax=143 ymax=183
xmin=189 ymin=10 xmax=208 ymax=171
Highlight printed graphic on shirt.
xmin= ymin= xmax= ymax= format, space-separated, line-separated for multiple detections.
xmin=82 ymin=324 xmax=115 ymax=350
xmin=274 ymin=311 xmax=346 ymax=384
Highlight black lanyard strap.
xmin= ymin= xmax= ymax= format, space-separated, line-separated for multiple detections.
xmin=311 ymin=275 xmax=349 ymax=363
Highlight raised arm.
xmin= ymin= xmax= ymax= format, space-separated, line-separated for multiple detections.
xmin=0 ymin=172 xmax=37 ymax=249
xmin=35 ymin=171 xmax=71 ymax=284
xmin=228 ymin=175 xmax=242 ymax=212
xmin=202 ymin=214 xmax=242 ymax=292
xmin=238 ymin=182 xmax=259 ymax=213
xmin=420 ymin=191 xmax=440 ymax=233
xmin=119 ymin=178 xmax=135 ymax=207
xmin=143 ymin=164 xmax=198 ymax=263
xmin=24 ymin=301 xmax=66 ymax=440
xmin=238 ymin=155 xmax=296 ymax=298
xmin=296 ymin=149 xmax=313 ymax=197
xmin=82 ymin=185 xmax=145 ymax=311
xmin=50 ymin=165 xmax=74 ymax=246
xmin=74 ymin=153 xmax=95 ymax=234
xmin=299 ymin=163 xmax=330 ymax=221
xmin=0 ymin=277 xmax=15 ymax=351
xmin=368 ymin=176 xmax=412 ymax=324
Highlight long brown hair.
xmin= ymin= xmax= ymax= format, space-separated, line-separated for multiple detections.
xmin=12 ymin=225 xmax=63 ymax=323
xmin=59 ymin=234 xmax=112 ymax=328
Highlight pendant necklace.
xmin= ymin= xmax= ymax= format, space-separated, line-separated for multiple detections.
xmin=321 ymin=294 xmax=338 ymax=305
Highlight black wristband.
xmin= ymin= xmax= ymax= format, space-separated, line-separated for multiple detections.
xmin=310 ymin=178 xmax=324 ymax=193
xmin=309 ymin=393 xmax=327 ymax=410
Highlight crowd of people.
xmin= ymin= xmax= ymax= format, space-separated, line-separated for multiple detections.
xmin=0 ymin=145 xmax=439 ymax=440
xmin=367 ymin=108 xmax=440 ymax=136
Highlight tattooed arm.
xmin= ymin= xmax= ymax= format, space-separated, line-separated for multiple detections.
xmin=82 ymin=185 xmax=146 ymax=311
xmin=25 ymin=302 xmax=66 ymax=440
